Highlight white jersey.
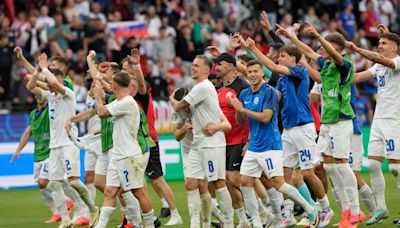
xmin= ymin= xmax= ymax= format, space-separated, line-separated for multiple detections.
xmin=86 ymin=96 xmax=101 ymax=132
xmin=42 ymin=88 xmax=76 ymax=149
xmin=106 ymin=95 xmax=141 ymax=160
xmin=368 ymin=56 xmax=400 ymax=120
xmin=183 ymin=79 xmax=226 ymax=149
xmin=171 ymin=111 xmax=193 ymax=153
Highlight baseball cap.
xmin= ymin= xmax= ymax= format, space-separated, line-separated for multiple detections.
xmin=214 ymin=53 xmax=236 ymax=67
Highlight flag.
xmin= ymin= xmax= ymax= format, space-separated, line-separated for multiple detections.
xmin=108 ymin=21 xmax=148 ymax=38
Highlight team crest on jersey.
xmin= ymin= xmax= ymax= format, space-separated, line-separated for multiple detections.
xmin=254 ymin=97 xmax=259 ymax=105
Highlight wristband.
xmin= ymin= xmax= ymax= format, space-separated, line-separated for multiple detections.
xmin=95 ymin=72 xmax=104 ymax=80
xmin=133 ymin=64 xmax=141 ymax=70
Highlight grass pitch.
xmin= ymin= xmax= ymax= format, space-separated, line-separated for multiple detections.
xmin=0 ymin=173 xmax=399 ymax=227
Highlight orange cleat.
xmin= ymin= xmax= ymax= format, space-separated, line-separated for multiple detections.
xmin=44 ymin=214 xmax=61 ymax=223
xmin=67 ymin=198 xmax=74 ymax=215
xmin=339 ymin=209 xmax=350 ymax=228
xmin=72 ymin=216 xmax=90 ymax=226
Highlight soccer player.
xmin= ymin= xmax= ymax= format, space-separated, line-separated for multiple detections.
xmin=347 ymin=32 xmax=400 ymax=225
xmin=92 ymin=71 xmax=155 ymax=228
xmin=26 ymin=53 xmax=98 ymax=228
xmin=280 ymin=23 xmax=362 ymax=227
xmin=238 ymin=35 xmax=334 ymax=226
xmin=214 ymin=52 xmax=251 ymax=227
xmin=170 ymin=55 xmax=234 ymax=228
xmin=121 ymin=49 xmax=182 ymax=223
xmin=227 ymin=59 xmax=319 ymax=228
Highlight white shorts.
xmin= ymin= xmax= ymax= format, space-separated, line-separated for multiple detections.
xmin=48 ymin=145 xmax=81 ymax=180
xmin=368 ymin=119 xmax=400 ymax=160
xmin=181 ymin=144 xmax=190 ymax=177
xmin=186 ymin=146 xmax=225 ymax=181
xmin=318 ymin=120 xmax=353 ymax=159
xmin=240 ymin=150 xmax=284 ymax=178
xmin=33 ymin=159 xmax=50 ymax=182
xmin=95 ymin=150 xmax=111 ymax=175
xmin=282 ymin=123 xmax=320 ymax=170
xmin=85 ymin=139 xmax=102 ymax=171
xmin=350 ymin=134 xmax=364 ymax=171
xmin=106 ymin=154 xmax=145 ymax=191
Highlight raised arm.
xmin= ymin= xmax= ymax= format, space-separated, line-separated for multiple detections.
xmin=299 ymin=55 xmax=321 ymax=82
xmin=303 ymin=23 xmax=343 ymax=65
xmin=260 ymin=11 xmax=284 ymax=45
xmin=14 ymin=47 xmax=36 ymax=74
xmin=9 ymin=125 xmax=32 ymax=163
xmin=87 ymin=50 xmax=101 ymax=80
xmin=239 ymin=35 xmax=291 ymax=76
xmin=93 ymin=83 xmax=111 ymax=118
xmin=38 ymin=53 xmax=67 ymax=95
xmin=26 ymin=69 xmax=44 ymax=98
xmin=346 ymin=41 xmax=396 ymax=69
xmin=276 ymin=24 xmax=321 ymax=62
xmin=127 ymin=49 xmax=146 ymax=95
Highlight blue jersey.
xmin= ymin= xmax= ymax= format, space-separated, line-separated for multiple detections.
xmin=350 ymin=84 xmax=361 ymax=134
xmin=239 ymin=83 xmax=282 ymax=152
xmin=277 ymin=66 xmax=314 ymax=128
xmin=356 ymin=95 xmax=370 ymax=127
xmin=339 ymin=12 xmax=356 ymax=40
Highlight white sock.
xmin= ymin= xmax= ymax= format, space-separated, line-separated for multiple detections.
xmin=212 ymin=197 xmax=219 ymax=208
xmin=95 ymin=206 xmax=115 ymax=228
xmin=337 ymin=163 xmax=360 ymax=215
xmin=121 ymin=192 xmax=142 ymax=226
xmin=200 ymin=193 xmax=212 ymax=226
xmin=267 ymin=188 xmax=283 ymax=219
xmin=332 ymin=187 xmax=343 ymax=211
xmin=216 ymin=187 xmax=234 ymax=226
xmin=318 ymin=195 xmax=330 ymax=210
xmin=70 ymin=179 xmax=97 ymax=212
xmin=278 ymin=183 xmax=314 ymax=214
xmin=142 ymin=209 xmax=155 ymax=227
xmin=161 ymin=197 xmax=169 ymax=208
xmin=211 ymin=199 xmax=225 ymax=223
xmin=48 ymin=181 xmax=70 ymax=221
xmin=65 ymin=181 xmax=89 ymax=218
xmin=87 ymin=183 xmax=96 ymax=202
xmin=40 ymin=188 xmax=57 ymax=214
xmin=282 ymin=199 xmax=294 ymax=216
xmin=188 ymin=189 xmax=201 ymax=226
xmin=235 ymin=207 xmax=250 ymax=224
xmin=241 ymin=187 xmax=261 ymax=227
xmin=359 ymin=184 xmax=376 ymax=214
xmin=171 ymin=208 xmax=179 ymax=216
xmin=369 ymin=159 xmax=387 ymax=210
xmin=324 ymin=163 xmax=350 ymax=211
xmin=258 ymin=198 xmax=269 ymax=215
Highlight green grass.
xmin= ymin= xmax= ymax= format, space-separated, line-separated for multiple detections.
xmin=0 ymin=173 xmax=399 ymax=227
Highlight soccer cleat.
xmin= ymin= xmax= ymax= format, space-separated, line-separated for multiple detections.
xmin=45 ymin=214 xmax=62 ymax=223
xmin=270 ymin=217 xmax=285 ymax=228
xmin=58 ymin=220 xmax=72 ymax=228
xmin=338 ymin=209 xmax=350 ymax=228
xmin=89 ymin=206 xmax=99 ymax=228
xmin=153 ymin=216 xmax=161 ymax=228
xmin=307 ymin=207 xmax=320 ymax=228
xmin=319 ymin=208 xmax=334 ymax=227
xmin=118 ymin=214 xmax=128 ymax=228
xmin=72 ymin=216 xmax=90 ymax=226
xmin=260 ymin=210 xmax=274 ymax=227
xmin=349 ymin=211 xmax=366 ymax=228
xmin=297 ymin=216 xmax=311 ymax=226
xmin=366 ymin=208 xmax=389 ymax=225
xmin=165 ymin=213 xmax=183 ymax=226
xmin=158 ymin=207 xmax=170 ymax=218
xmin=211 ymin=220 xmax=221 ymax=228
xmin=282 ymin=211 xmax=297 ymax=227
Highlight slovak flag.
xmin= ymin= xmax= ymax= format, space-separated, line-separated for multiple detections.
xmin=108 ymin=21 xmax=148 ymax=38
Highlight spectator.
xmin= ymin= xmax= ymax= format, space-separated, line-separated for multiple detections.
xmin=339 ymin=0 xmax=357 ymax=40
xmin=64 ymin=0 xmax=79 ymax=23
xmin=74 ymin=0 xmax=91 ymax=20
xmin=10 ymin=11 xmax=30 ymax=47
xmin=25 ymin=15 xmax=46 ymax=57
xmin=192 ymin=12 xmax=213 ymax=54
xmin=49 ymin=0 xmax=64 ymax=17
xmin=84 ymin=17 xmax=106 ymax=62
xmin=221 ymin=0 xmax=250 ymax=26
xmin=362 ymin=0 xmax=380 ymax=46
xmin=147 ymin=5 xmax=162 ymax=39
xmin=89 ymin=2 xmax=107 ymax=24
xmin=203 ymin=0 xmax=224 ymax=21
xmin=35 ymin=5 xmax=55 ymax=39
xmin=152 ymin=26 xmax=176 ymax=62
xmin=0 ymin=34 xmax=13 ymax=102
xmin=47 ymin=13 xmax=74 ymax=51
xmin=379 ymin=0 xmax=394 ymax=27
xmin=69 ymin=17 xmax=85 ymax=53
xmin=175 ymin=23 xmax=196 ymax=65
xmin=211 ymin=20 xmax=230 ymax=53
xmin=304 ymin=6 xmax=323 ymax=32
xmin=161 ymin=16 xmax=176 ymax=38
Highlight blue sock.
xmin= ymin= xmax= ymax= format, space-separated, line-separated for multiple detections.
xmin=296 ymin=183 xmax=315 ymax=206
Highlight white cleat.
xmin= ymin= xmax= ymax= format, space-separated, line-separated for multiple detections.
xmin=282 ymin=212 xmax=297 ymax=227
xmin=318 ymin=208 xmax=334 ymax=227
xmin=89 ymin=206 xmax=99 ymax=228
xmin=270 ymin=217 xmax=285 ymax=228
xmin=165 ymin=213 xmax=183 ymax=226
xmin=58 ymin=220 xmax=72 ymax=228
xmin=236 ymin=221 xmax=252 ymax=228
xmin=261 ymin=211 xmax=275 ymax=227
xmin=296 ymin=216 xmax=311 ymax=226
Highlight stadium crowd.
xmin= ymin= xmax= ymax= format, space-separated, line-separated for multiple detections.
xmin=0 ymin=0 xmax=398 ymax=126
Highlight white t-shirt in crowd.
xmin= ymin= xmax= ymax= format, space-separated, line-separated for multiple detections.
xmin=183 ymin=79 xmax=226 ymax=149
xmin=106 ymin=95 xmax=141 ymax=160
xmin=368 ymin=55 xmax=400 ymax=120
xmin=42 ymin=87 xmax=76 ymax=149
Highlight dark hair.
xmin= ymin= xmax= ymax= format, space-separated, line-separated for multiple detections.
xmin=246 ymin=59 xmax=263 ymax=68
xmin=50 ymin=68 xmax=65 ymax=78
xmin=380 ymin=32 xmax=400 ymax=48
xmin=195 ymin=55 xmax=213 ymax=70
xmin=51 ymin=56 xmax=69 ymax=71
xmin=271 ymin=43 xmax=284 ymax=51
xmin=324 ymin=32 xmax=345 ymax=51
xmin=237 ymin=54 xmax=254 ymax=63
xmin=112 ymin=71 xmax=131 ymax=87
xmin=174 ymin=88 xmax=189 ymax=101
xmin=279 ymin=44 xmax=302 ymax=63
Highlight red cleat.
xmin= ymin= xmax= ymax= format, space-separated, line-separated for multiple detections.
xmin=44 ymin=214 xmax=61 ymax=223
xmin=72 ymin=216 xmax=90 ymax=226
xmin=67 ymin=198 xmax=74 ymax=215
xmin=339 ymin=209 xmax=350 ymax=228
